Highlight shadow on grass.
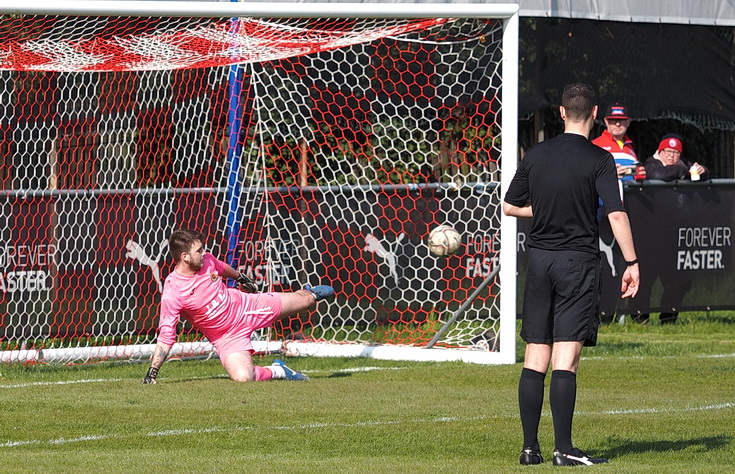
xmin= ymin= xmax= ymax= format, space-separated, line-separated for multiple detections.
xmin=696 ymin=313 xmax=735 ymax=324
xmin=166 ymin=374 xmax=230 ymax=384
xmin=326 ymin=371 xmax=353 ymax=378
xmin=601 ymin=435 xmax=733 ymax=459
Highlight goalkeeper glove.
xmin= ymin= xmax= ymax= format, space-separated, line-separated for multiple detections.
xmin=236 ymin=270 xmax=258 ymax=293
xmin=142 ymin=366 xmax=159 ymax=384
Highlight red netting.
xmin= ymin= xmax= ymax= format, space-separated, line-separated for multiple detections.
xmin=0 ymin=14 xmax=506 ymax=363
xmin=0 ymin=15 xmax=447 ymax=71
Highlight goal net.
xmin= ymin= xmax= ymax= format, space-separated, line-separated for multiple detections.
xmin=0 ymin=2 xmax=518 ymax=365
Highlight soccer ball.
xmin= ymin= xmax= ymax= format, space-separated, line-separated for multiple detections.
xmin=428 ymin=224 xmax=462 ymax=257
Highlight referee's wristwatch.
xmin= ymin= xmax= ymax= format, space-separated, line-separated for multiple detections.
xmin=625 ymin=258 xmax=639 ymax=266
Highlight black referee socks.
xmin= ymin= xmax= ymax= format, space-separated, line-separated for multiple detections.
xmin=550 ymin=369 xmax=577 ymax=454
xmin=519 ymin=368 xmax=546 ymax=451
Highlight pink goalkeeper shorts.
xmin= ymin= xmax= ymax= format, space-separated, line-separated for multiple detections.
xmin=212 ymin=292 xmax=283 ymax=364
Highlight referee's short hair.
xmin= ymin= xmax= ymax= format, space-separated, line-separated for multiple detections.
xmin=561 ymin=83 xmax=597 ymax=122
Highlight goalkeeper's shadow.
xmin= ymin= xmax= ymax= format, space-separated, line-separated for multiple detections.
xmin=163 ymin=374 xmax=231 ymax=384
xmin=324 ymin=371 xmax=353 ymax=379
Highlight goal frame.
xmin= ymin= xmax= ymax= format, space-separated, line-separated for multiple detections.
xmin=0 ymin=1 xmax=519 ymax=365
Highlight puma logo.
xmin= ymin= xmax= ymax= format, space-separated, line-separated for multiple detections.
xmin=598 ymin=236 xmax=617 ymax=277
xmin=126 ymin=239 xmax=168 ymax=293
xmin=363 ymin=232 xmax=405 ymax=285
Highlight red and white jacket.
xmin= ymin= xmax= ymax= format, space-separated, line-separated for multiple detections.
xmin=592 ymin=130 xmax=637 ymax=159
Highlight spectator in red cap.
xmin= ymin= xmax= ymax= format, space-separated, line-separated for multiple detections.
xmin=635 ymin=133 xmax=709 ymax=325
xmin=592 ymin=103 xmax=638 ymax=180
xmin=643 ymin=134 xmax=709 ymax=181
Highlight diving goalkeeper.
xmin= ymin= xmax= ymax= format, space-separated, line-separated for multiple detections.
xmin=142 ymin=228 xmax=334 ymax=384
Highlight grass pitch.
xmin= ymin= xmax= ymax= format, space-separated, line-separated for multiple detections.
xmin=1 ymin=312 xmax=733 ymax=473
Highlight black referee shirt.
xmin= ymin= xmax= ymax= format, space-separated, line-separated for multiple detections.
xmin=504 ymin=132 xmax=625 ymax=254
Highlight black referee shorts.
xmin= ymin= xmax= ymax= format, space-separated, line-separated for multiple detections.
xmin=520 ymin=247 xmax=602 ymax=347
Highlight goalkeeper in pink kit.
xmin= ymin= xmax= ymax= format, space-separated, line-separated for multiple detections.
xmin=142 ymin=229 xmax=334 ymax=384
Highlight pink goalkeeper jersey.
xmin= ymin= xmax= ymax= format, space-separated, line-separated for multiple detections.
xmin=158 ymin=253 xmax=254 ymax=348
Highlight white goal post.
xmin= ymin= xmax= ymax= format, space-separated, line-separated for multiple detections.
xmin=0 ymin=1 xmax=518 ymax=365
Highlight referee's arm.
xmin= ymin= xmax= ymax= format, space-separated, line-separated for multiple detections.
xmin=607 ymin=210 xmax=636 ymax=263
xmin=503 ymin=202 xmax=533 ymax=218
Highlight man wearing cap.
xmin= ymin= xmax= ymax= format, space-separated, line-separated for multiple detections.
xmin=592 ymin=103 xmax=638 ymax=180
xmin=643 ymin=134 xmax=709 ymax=182
xmin=635 ymin=134 xmax=709 ymax=325
xmin=592 ymin=104 xmax=638 ymax=325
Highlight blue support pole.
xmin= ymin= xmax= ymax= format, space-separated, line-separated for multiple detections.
xmin=225 ymin=6 xmax=243 ymax=276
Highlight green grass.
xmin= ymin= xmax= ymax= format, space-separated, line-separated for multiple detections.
xmin=1 ymin=312 xmax=733 ymax=473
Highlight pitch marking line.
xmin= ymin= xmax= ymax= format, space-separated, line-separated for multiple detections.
xmin=1 ymin=352 xmax=734 ymax=389
xmin=594 ymin=402 xmax=735 ymax=416
xmin=581 ymin=352 xmax=735 ymax=361
xmin=0 ymin=378 xmax=121 ymax=389
xmin=1 ymin=353 xmax=734 ymax=388
xmin=0 ymin=367 xmax=405 ymax=389
xmin=2 ymin=402 xmax=733 ymax=449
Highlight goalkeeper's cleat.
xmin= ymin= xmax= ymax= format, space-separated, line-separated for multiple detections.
xmin=519 ymin=447 xmax=543 ymax=465
xmin=304 ymin=284 xmax=334 ymax=301
xmin=552 ymin=448 xmax=608 ymax=466
xmin=273 ymin=359 xmax=309 ymax=381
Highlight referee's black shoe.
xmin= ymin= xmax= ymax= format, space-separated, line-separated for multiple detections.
xmin=553 ymin=448 xmax=607 ymax=466
xmin=519 ymin=447 xmax=543 ymax=465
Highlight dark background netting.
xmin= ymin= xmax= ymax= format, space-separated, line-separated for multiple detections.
xmin=517 ymin=18 xmax=735 ymax=178
xmin=519 ymin=18 xmax=735 ymax=126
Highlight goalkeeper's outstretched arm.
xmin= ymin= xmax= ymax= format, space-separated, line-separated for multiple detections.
xmin=220 ymin=262 xmax=258 ymax=293
xmin=142 ymin=342 xmax=172 ymax=384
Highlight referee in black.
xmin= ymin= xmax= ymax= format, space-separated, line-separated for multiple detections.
xmin=503 ymin=83 xmax=640 ymax=466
